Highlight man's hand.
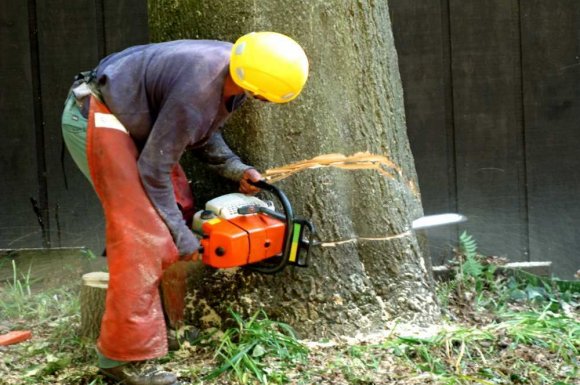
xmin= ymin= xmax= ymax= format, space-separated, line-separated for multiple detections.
xmin=190 ymin=250 xmax=201 ymax=262
xmin=240 ymin=168 xmax=263 ymax=195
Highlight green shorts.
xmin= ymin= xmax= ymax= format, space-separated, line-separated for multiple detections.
xmin=61 ymin=93 xmax=92 ymax=182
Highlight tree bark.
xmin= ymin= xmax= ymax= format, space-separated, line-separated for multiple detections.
xmin=149 ymin=0 xmax=440 ymax=338
xmin=79 ymin=272 xmax=108 ymax=339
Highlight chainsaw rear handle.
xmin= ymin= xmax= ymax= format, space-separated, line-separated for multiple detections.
xmin=248 ymin=179 xmax=278 ymax=192
xmin=245 ymin=180 xmax=295 ymax=274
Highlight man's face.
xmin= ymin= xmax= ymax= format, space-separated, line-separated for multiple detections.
xmin=244 ymin=90 xmax=269 ymax=102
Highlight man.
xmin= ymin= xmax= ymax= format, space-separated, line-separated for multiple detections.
xmin=61 ymin=32 xmax=309 ymax=385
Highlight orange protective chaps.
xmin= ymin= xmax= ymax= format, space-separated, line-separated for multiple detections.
xmin=86 ymin=96 xmax=188 ymax=361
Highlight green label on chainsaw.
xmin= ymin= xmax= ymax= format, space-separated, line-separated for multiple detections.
xmin=289 ymin=223 xmax=302 ymax=263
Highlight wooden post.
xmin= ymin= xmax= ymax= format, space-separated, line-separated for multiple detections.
xmin=80 ymin=272 xmax=109 ymax=339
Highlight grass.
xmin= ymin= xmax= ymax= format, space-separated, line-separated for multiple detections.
xmin=0 ymin=261 xmax=97 ymax=385
xmin=384 ymin=309 xmax=578 ymax=384
xmin=0 ymin=236 xmax=578 ymax=384
xmin=204 ymin=309 xmax=308 ymax=384
xmin=0 ymin=260 xmax=33 ymax=318
xmin=316 ymin=308 xmax=577 ymax=385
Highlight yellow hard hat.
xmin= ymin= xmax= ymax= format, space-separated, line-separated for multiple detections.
xmin=230 ymin=32 xmax=309 ymax=103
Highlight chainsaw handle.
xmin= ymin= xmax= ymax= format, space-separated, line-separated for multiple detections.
xmin=246 ymin=180 xmax=295 ymax=274
xmin=248 ymin=180 xmax=294 ymax=222
xmin=248 ymin=180 xmax=294 ymax=226
xmin=248 ymin=179 xmax=272 ymax=190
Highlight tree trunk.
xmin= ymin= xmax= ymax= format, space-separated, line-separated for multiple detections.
xmin=149 ymin=0 xmax=440 ymax=338
xmin=79 ymin=272 xmax=108 ymax=339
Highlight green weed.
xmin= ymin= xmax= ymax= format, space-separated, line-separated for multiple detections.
xmin=0 ymin=262 xmax=95 ymax=384
xmin=205 ymin=309 xmax=308 ymax=384
xmin=0 ymin=260 xmax=33 ymax=318
xmin=458 ymin=231 xmax=482 ymax=278
xmin=376 ymin=308 xmax=578 ymax=384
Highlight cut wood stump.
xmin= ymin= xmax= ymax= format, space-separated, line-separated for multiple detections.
xmin=80 ymin=272 xmax=109 ymax=339
xmin=80 ymin=264 xmax=201 ymax=339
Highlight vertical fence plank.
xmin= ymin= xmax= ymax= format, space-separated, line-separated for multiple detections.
xmin=34 ymin=0 xmax=149 ymax=252
xmin=449 ymin=0 xmax=528 ymax=260
xmin=35 ymin=0 xmax=105 ymax=251
xmin=0 ymin=0 xmax=149 ymax=253
xmin=389 ymin=0 xmax=457 ymax=264
xmin=0 ymin=1 xmax=44 ymax=248
xmin=103 ymin=0 xmax=149 ymax=54
xmin=521 ymin=1 xmax=580 ymax=278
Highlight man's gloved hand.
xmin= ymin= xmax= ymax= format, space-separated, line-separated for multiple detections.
xmin=239 ymin=168 xmax=263 ymax=195
xmin=190 ymin=250 xmax=201 ymax=262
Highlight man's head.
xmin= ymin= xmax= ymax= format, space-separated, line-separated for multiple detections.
xmin=229 ymin=32 xmax=309 ymax=103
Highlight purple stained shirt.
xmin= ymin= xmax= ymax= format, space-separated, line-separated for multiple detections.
xmin=94 ymin=40 xmax=251 ymax=256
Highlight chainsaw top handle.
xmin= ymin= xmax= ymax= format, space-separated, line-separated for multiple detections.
xmin=246 ymin=180 xmax=294 ymax=274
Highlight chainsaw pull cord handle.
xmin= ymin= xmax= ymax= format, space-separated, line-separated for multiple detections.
xmin=246 ymin=180 xmax=294 ymax=274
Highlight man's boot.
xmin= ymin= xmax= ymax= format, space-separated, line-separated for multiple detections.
xmin=100 ymin=363 xmax=177 ymax=385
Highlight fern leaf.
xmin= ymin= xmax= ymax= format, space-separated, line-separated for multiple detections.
xmin=462 ymin=255 xmax=484 ymax=277
xmin=459 ymin=231 xmax=478 ymax=259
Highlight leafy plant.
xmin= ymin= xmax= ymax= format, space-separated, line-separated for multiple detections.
xmin=458 ymin=231 xmax=477 ymax=259
xmin=0 ymin=260 xmax=33 ymax=318
xmin=206 ymin=309 xmax=308 ymax=384
xmin=458 ymin=231 xmax=483 ymax=278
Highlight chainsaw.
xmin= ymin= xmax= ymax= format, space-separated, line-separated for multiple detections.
xmin=192 ymin=180 xmax=316 ymax=274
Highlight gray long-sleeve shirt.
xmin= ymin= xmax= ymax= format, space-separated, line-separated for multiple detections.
xmin=94 ymin=40 xmax=251 ymax=256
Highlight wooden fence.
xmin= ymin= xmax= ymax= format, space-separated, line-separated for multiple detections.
xmin=390 ymin=0 xmax=580 ymax=278
xmin=1 ymin=1 xmax=578 ymax=278
xmin=0 ymin=0 xmax=147 ymax=252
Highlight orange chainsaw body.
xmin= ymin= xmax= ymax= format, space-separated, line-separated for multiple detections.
xmin=200 ymin=213 xmax=286 ymax=268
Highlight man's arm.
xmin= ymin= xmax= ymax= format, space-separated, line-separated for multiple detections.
xmin=194 ymin=131 xmax=253 ymax=181
xmin=137 ymin=107 xmax=203 ymax=257
xmin=195 ymin=131 xmax=263 ymax=194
